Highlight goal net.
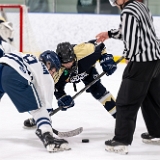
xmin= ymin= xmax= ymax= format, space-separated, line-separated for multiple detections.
xmin=0 ymin=4 xmax=41 ymax=57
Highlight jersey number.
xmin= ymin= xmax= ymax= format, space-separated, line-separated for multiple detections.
xmin=23 ymin=54 xmax=38 ymax=64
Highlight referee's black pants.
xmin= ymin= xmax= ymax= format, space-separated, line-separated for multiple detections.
xmin=113 ymin=60 xmax=160 ymax=145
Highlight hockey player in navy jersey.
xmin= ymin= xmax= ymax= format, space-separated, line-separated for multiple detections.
xmin=24 ymin=40 xmax=117 ymax=128
xmin=0 ymin=46 xmax=70 ymax=152
xmin=54 ymin=41 xmax=117 ymax=113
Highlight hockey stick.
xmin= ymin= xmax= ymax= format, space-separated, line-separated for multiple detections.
xmin=52 ymin=127 xmax=83 ymax=138
xmin=50 ymin=56 xmax=124 ymax=116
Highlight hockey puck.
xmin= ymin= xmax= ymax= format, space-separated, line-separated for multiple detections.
xmin=82 ymin=139 xmax=89 ymax=143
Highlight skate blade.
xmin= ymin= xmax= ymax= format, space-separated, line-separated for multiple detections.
xmin=47 ymin=143 xmax=71 ymax=153
xmin=105 ymin=145 xmax=128 ymax=155
xmin=142 ymin=138 xmax=160 ymax=144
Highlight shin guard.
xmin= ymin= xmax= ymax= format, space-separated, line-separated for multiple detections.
xmin=99 ymin=91 xmax=116 ymax=118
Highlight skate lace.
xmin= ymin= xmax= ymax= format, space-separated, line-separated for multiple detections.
xmin=44 ymin=133 xmax=55 ymax=144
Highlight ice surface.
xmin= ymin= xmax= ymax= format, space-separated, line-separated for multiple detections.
xmin=0 ymin=63 xmax=160 ymax=160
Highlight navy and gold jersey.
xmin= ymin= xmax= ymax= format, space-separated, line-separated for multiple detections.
xmin=53 ymin=42 xmax=107 ymax=99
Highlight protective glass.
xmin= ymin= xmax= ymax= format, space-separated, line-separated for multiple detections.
xmin=109 ymin=0 xmax=116 ymax=6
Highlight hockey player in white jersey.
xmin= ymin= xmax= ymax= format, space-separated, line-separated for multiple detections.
xmin=0 ymin=47 xmax=70 ymax=152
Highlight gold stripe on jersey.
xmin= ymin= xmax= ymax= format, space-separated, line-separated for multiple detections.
xmin=52 ymin=67 xmax=65 ymax=84
xmin=101 ymin=48 xmax=107 ymax=55
xmin=73 ymin=42 xmax=95 ymax=60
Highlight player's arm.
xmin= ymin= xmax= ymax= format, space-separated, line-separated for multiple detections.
xmin=53 ymin=68 xmax=75 ymax=111
xmin=108 ymin=27 xmax=122 ymax=40
xmin=96 ymin=26 xmax=122 ymax=42
xmin=54 ymin=79 xmax=67 ymax=100
xmin=53 ymin=68 xmax=68 ymax=99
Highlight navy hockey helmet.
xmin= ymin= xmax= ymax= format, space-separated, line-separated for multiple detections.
xmin=56 ymin=42 xmax=76 ymax=63
xmin=39 ymin=50 xmax=61 ymax=71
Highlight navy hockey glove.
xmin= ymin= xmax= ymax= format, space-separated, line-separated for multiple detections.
xmin=58 ymin=95 xmax=75 ymax=111
xmin=100 ymin=54 xmax=117 ymax=75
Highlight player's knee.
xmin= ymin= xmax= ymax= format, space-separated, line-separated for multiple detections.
xmin=91 ymin=90 xmax=106 ymax=99
xmin=88 ymin=83 xmax=106 ymax=99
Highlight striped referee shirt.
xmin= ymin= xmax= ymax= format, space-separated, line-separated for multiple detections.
xmin=108 ymin=0 xmax=160 ymax=62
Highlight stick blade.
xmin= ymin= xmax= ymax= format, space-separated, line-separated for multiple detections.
xmin=58 ymin=127 xmax=83 ymax=138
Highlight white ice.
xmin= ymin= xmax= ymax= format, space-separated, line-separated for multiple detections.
xmin=0 ymin=63 xmax=160 ymax=160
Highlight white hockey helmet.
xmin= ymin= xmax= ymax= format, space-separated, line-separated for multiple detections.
xmin=109 ymin=0 xmax=117 ymax=6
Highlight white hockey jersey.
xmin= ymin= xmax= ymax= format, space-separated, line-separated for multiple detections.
xmin=0 ymin=51 xmax=54 ymax=110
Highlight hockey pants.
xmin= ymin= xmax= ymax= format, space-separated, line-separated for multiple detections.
xmin=113 ymin=60 xmax=160 ymax=145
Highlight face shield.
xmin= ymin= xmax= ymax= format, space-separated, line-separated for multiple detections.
xmin=109 ymin=0 xmax=116 ymax=6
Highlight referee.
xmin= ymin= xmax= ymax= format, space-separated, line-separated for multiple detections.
xmin=96 ymin=0 xmax=160 ymax=154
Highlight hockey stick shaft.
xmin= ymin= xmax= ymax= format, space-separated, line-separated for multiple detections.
xmin=51 ymin=56 xmax=124 ymax=115
xmin=52 ymin=128 xmax=59 ymax=135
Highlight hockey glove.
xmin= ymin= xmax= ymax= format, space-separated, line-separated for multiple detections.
xmin=57 ymin=95 xmax=75 ymax=111
xmin=100 ymin=54 xmax=117 ymax=75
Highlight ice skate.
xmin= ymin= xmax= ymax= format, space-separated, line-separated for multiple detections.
xmin=141 ymin=132 xmax=160 ymax=144
xmin=23 ymin=118 xmax=36 ymax=129
xmin=36 ymin=129 xmax=71 ymax=152
xmin=105 ymin=139 xmax=128 ymax=154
